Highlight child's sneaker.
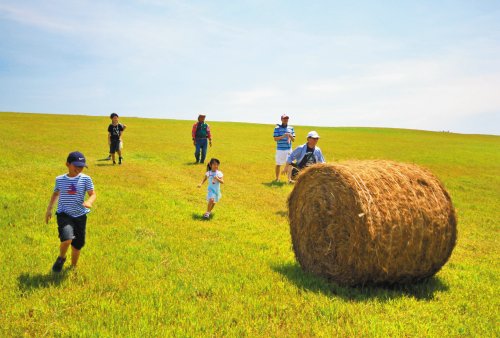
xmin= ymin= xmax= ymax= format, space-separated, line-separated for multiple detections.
xmin=52 ymin=256 xmax=66 ymax=273
xmin=119 ymin=157 xmax=123 ymax=165
xmin=203 ymin=212 xmax=210 ymax=219
xmin=105 ymin=155 xmax=111 ymax=161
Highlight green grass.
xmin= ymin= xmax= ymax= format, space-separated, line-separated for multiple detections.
xmin=0 ymin=112 xmax=498 ymax=336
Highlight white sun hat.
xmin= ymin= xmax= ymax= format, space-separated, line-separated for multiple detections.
xmin=307 ymin=131 xmax=320 ymax=139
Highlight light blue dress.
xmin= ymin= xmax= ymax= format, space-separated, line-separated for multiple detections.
xmin=206 ymin=170 xmax=223 ymax=202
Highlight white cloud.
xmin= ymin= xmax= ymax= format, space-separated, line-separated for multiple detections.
xmin=0 ymin=3 xmax=73 ymax=32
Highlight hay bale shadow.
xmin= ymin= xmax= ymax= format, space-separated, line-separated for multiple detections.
xmin=18 ymin=270 xmax=69 ymax=295
xmin=272 ymin=262 xmax=449 ymax=302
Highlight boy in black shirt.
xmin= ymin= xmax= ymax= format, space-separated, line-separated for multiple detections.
xmin=106 ymin=113 xmax=127 ymax=165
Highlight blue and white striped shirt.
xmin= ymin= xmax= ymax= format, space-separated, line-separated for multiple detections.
xmin=54 ymin=173 xmax=94 ymax=217
xmin=273 ymin=124 xmax=295 ymax=150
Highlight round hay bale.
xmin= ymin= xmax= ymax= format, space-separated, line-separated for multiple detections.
xmin=288 ymin=160 xmax=457 ymax=286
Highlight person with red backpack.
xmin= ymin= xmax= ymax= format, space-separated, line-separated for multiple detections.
xmin=191 ymin=114 xmax=212 ymax=164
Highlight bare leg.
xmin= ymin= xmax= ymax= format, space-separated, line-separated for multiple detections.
xmin=208 ymin=199 xmax=216 ymax=212
xmin=59 ymin=239 xmax=72 ymax=258
xmin=275 ymin=165 xmax=281 ymax=181
xmin=111 ymin=153 xmax=116 ymax=163
xmin=71 ymin=246 xmax=81 ymax=267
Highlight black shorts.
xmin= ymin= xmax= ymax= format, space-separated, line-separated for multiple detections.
xmin=109 ymin=139 xmax=120 ymax=153
xmin=56 ymin=212 xmax=87 ymax=250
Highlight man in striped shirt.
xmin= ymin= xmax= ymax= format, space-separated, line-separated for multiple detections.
xmin=45 ymin=151 xmax=96 ymax=272
xmin=273 ymin=114 xmax=295 ymax=181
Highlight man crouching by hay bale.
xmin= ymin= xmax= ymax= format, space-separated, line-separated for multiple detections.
xmin=284 ymin=131 xmax=326 ymax=184
xmin=287 ymin=160 xmax=457 ymax=286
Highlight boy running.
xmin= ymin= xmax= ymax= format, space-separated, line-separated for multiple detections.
xmin=45 ymin=151 xmax=96 ymax=272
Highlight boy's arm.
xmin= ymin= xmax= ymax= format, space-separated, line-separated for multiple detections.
xmin=198 ymin=175 xmax=207 ymax=188
xmin=119 ymin=124 xmax=126 ymax=139
xmin=83 ymin=190 xmax=96 ymax=208
xmin=108 ymin=132 xmax=111 ymax=145
xmin=45 ymin=191 xmax=60 ymax=224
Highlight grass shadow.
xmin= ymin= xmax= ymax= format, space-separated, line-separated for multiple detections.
xmin=191 ymin=212 xmax=213 ymax=221
xmin=275 ymin=210 xmax=288 ymax=217
xmin=272 ymin=262 xmax=449 ymax=302
xmin=96 ymin=157 xmax=111 ymax=162
xmin=18 ymin=270 xmax=69 ymax=295
xmin=262 ymin=181 xmax=287 ymax=188
xmin=184 ymin=162 xmax=203 ymax=166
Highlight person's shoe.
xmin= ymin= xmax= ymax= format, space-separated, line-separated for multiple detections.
xmin=113 ymin=161 xmax=116 ymax=165
xmin=203 ymin=212 xmax=210 ymax=219
xmin=119 ymin=157 xmax=123 ymax=165
xmin=52 ymin=256 xmax=66 ymax=273
xmin=105 ymin=155 xmax=111 ymax=161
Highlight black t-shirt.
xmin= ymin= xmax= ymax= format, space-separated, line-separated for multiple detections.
xmin=108 ymin=123 xmax=124 ymax=141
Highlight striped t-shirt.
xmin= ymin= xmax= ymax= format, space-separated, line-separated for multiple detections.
xmin=54 ymin=173 xmax=94 ymax=217
xmin=273 ymin=124 xmax=295 ymax=150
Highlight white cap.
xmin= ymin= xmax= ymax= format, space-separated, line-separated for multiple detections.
xmin=307 ymin=131 xmax=320 ymax=139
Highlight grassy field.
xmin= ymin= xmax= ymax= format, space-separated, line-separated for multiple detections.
xmin=0 ymin=112 xmax=498 ymax=336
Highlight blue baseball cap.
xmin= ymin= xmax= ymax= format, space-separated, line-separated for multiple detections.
xmin=67 ymin=151 xmax=88 ymax=167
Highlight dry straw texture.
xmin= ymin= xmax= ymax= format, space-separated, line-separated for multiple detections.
xmin=288 ymin=160 xmax=457 ymax=286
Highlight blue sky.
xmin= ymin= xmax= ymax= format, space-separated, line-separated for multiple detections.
xmin=1 ymin=0 xmax=499 ymax=134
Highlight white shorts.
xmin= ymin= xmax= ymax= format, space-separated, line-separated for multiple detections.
xmin=275 ymin=149 xmax=291 ymax=165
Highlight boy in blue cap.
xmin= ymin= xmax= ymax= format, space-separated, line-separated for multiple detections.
xmin=45 ymin=151 xmax=97 ymax=272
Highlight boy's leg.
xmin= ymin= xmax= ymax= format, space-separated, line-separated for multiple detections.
xmin=70 ymin=214 xmax=86 ymax=266
xmin=71 ymin=246 xmax=81 ymax=267
xmin=118 ymin=150 xmax=123 ymax=164
xmin=52 ymin=239 xmax=71 ymax=272
xmin=59 ymin=239 xmax=72 ymax=258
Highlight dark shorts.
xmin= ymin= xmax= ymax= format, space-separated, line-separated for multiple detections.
xmin=109 ymin=139 xmax=120 ymax=153
xmin=56 ymin=212 xmax=87 ymax=250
